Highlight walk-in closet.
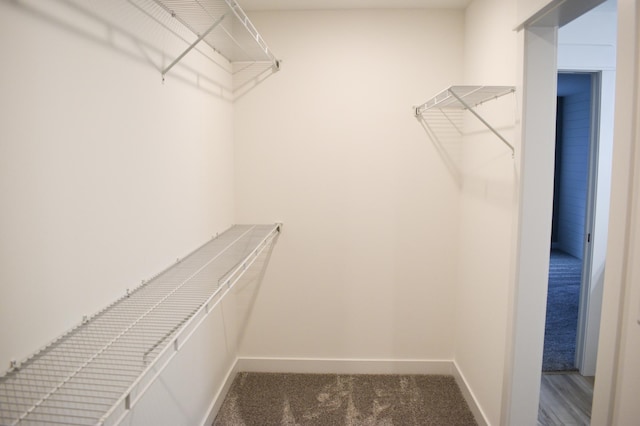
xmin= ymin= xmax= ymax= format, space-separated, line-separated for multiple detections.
xmin=1 ymin=0 xmax=638 ymax=425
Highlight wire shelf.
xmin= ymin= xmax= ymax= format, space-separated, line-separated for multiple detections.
xmin=0 ymin=224 xmax=280 ymax=426
xmin=145 ymin=0 xmax=280 ymax=76
xmin=414 ymin=85 xmax=516 ymax=154
xmin=415 ymin=86 xmax=515 ymax=113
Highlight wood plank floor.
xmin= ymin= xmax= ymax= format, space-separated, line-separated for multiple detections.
xmin=538 ymin=373 xmax=594 ymax=425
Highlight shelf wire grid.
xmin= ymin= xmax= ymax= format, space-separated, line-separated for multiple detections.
xmin=149 ymin=0 xmax=278 ymax=65
xmin=418 ymin=108 xmax=465 ymax=158
xmin=415 ymin=86 xmax=515 ymax=114
xmin=0 ymin=224 xmax=280 ymax=426
xmin=415 ymin=85 xmax=516 ymax=154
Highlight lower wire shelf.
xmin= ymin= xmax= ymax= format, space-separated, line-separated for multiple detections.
xmin=0 ymin=224 xmax=280 ymax=426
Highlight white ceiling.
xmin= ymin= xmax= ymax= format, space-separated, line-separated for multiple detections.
xmin=239 ymin=0 xmax=472 ymax=11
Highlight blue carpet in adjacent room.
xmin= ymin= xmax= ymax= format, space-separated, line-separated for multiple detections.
xmin=543 ymin=249 xmax=582 ymax=372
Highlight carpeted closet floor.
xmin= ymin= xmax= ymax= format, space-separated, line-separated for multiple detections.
xmin=213 ymin=372 xmax=477 ymax=426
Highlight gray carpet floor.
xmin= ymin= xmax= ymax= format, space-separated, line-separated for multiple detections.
xmin=213 ymin=373 xmax=477 ymax=426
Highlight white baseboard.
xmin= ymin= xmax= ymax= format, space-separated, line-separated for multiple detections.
xmin=200 ymin=360 xmax=240 ymax=426
xmin=203 ymin=357 xmax=489 ymax=426
xmin=236 ymin=357 xmax=454 ymax=375
xmin=453 ymin=361 xmax=490 ymax=426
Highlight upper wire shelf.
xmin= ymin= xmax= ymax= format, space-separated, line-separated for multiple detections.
xmin=415 ymin=86 xmax=514 ymax=114
xmin=415 ymin=86 xmax=516 ymax=154
xmin=146 ymin=0 xmax=280 ymax=78
xmin=0 ymin=224 xmax=280 ymax=426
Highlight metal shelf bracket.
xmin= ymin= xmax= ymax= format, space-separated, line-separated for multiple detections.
xmin=162 ymin=13 xmax=227 ymax=78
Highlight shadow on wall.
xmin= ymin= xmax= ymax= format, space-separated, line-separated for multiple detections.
xmin=416 ymin=113 xmax=464 ymax=187
xmin=232 ymin=233 xmax=281 ymax=350
xmin=233 ymin=61 xmax=280 ymax=101
xmin=6 ymin=0 xmax=275 ymax=101
xmin=415 ymin=111 xmax=515 ymax=194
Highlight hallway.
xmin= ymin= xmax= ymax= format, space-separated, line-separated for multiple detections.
xmin=543 ymin=250 xmax=582 ymax=371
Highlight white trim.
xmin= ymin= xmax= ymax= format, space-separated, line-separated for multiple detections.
xmin=199 ymin=359 xmax=240 ymax=426
xmin=516 ymin=0 xmax=606 ymax=30
xmin=453 ymin=361 xmax=490 ymax=426
xmin=575 ymin=71 xmax=603 ymax=376
xmin=510 ymin=1 xmax=614 ymax=424
xmin=505 ymin=23 xmax=559 ymax=426
xmin=235 ymin=357 xmax=454 ymax=375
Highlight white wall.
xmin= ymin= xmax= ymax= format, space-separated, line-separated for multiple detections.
xmin=454 ymin=0 xmax=518 ymax=424
xmin=608 ymin=138 xmax=640 ymax=425
xmin=557 ymin=1 xmax=617 ymax=376
xmin=0 ymin=0 xmax=235 ymax=422
xmin=607 ymin=147 xmax=640 ymax=422
xmin=234 ymin=10 xmax=464 ymax=362
xmin=592 ymin=0 xmax=640 ymax=423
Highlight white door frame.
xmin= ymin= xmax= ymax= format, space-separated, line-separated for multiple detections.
xmin=503 ymin=1 xmax=609 ymax=425
xmin=575 ymin=70 xmax=602 ymax=374
xmin=505 ymin=0 xmax=639 ymax=424
xmin=502 ymin=23 xmax=559 ymax=426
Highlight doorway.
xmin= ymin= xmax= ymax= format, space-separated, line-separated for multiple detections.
xmin=543 ymin=72 xmax=600 ymax=373
xmin=538 ymin=72 xmax=601 ymax=425
xmin=506 ymin=0 xmax=618 ymax=424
